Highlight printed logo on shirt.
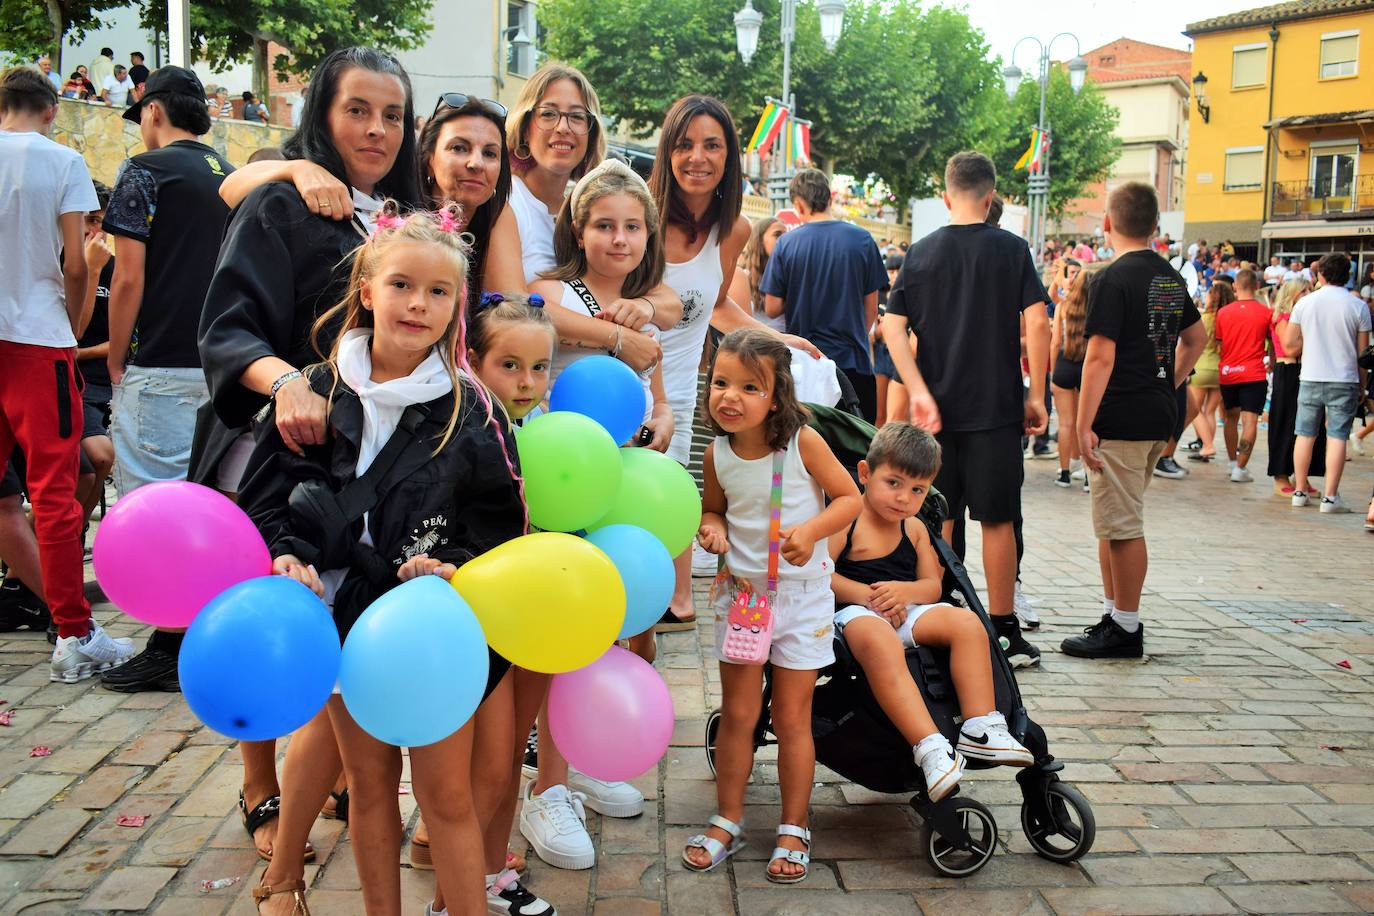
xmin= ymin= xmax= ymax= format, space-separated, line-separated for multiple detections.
xmin=399 ymin=513 xmax=449 ymax=564
xmin=204 ymin=155 xmax=225 ymax=176
xmin=1145 ymin=273 xmax=1189 ymax=380
xmin=676 ymin=288 xmax=706 ymax=329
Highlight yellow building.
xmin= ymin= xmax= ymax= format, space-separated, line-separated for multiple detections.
xmin=1184 ymin=0 xmax=1374 ymax=268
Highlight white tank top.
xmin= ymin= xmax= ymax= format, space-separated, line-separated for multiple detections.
xmin=510 ymin=176 xmax=557 ymax=284
xmin=713 ymin=431 xmax=831 ymax=581
xmin=661 ymin=226 xmax=724 ymax=412
xmin=548 ymin=281 xmax=652 ymax=424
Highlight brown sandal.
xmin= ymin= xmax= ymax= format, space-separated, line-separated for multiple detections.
xmin=252 ymin=878 xmax=310 ymax=915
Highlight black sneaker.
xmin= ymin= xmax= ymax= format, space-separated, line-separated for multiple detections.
xmin=1032 ymin=444 xmax=1057 ymax=460
xmin=992 ymin=616 xmax=1040 ymax=669
xmin=1054 ymin=469 xmax=1072 ymax=488
xmin=488 ymin=869 xmax=556 ymax=915
xmin=1061 ymin=614 xmax=1144 ymax=659
xmin=1153 ymin=457 xmax=1187 ymax=479
xmin=520 ymin=725 xmax=538 ymax=777
xmin=0 ymin=578 xmax=51 ymax=634
xmin=99 ymin=646 xmax=180 ymax=692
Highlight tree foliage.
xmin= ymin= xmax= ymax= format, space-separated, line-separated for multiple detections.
xmin=0 ymin=0 xmax=128 ymax=69
xmin=538 ymin=0 xmax=1004 ymax=202
xmin=991 ymin=66 xmax=1120 ymax=220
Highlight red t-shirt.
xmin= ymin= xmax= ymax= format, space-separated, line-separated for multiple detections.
xmin=1216 ymin=299 xmax=1271 ymax=384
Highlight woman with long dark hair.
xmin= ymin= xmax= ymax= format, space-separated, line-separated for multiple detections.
xmin=1267 ymin=278 xmax=1324 ymax=496
xmin=1049 ymin=268 xmax=1092 ymax=488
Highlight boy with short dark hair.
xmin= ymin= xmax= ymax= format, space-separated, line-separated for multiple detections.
xmin=830 ymin=422 xmax=1033 ymax=802
xmin=1065 ymin=182 xmax=1205 ymax=659
xmin=1216 ymin=267 xmax=1270 ymax=483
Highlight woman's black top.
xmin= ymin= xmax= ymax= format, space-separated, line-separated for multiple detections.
xmin=833 ymin=518 xmax=918 ymax=609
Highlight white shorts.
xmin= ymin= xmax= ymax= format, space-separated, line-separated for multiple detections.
xmin=834 ymin=603 xmax=950 ymax=649
xmin=713 ymin=574 xmax=835 ymax=670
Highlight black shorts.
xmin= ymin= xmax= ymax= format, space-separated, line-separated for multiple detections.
xmin=81 ymin=383 xmax=112 ymax=440
xmin=1052 ymin=355 xmax=1082 ymax=390
xmin=933 ymin=424 xmax=1023 ymax=523
xmin=1221 ymin=380 xmax=1266 ymax=414
xmin=0 ymin=459 xmax=21 ymax=499
xmin=1173 ymin=381 xmax=1188 ymax=440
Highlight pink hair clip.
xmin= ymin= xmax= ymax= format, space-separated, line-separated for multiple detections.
xmin=373 ymin=212 xmax=406 ymax=234
xmin=437 ymin=209 xmax=462 ymax=234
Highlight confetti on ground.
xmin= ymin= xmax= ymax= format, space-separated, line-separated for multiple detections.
xmin=1320 ymin=744 xmax=1345 ymax=752
xmin=1291 ymin=618 xmax=1309 ymax=623
xmin=199 ymin=877 xmax=241 ymax=892
xmin=29 ymin=746 xmax=51 ymax=757
xmin=116 ymin=815 xmax=148 ymax=827
xmin=0 ymin=710 xmax=14 ymax=726
xmin=1337 ymin=660 xmax=1353 ymax=669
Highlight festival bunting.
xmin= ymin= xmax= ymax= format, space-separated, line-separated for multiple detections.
xmin=746 ymin=102 xmax=788 ymax=156
xmin=1014 ymin=127 xmax=1049 ymax=172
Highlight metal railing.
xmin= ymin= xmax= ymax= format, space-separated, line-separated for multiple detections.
xmin=1269 ymin=174 xmax=1374 ymax=220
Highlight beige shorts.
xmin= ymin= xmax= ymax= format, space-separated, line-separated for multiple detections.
xmin=711 ymin=573 xmax=835 ymax=671
xmin=1089 ymin=439 xmax=1166 ymax=541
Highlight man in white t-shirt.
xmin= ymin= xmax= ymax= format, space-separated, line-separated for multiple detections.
xmin=0 ymin=67 xmax=134 ymax=680
xmin=1282 ymin=253 xmax=1372 ymax=514
xmin=1263 ymin=255 xmax=1286 ymax=288
xmin=36 ymin=57 xmax=61 ymax=91
xmin=101 ymin=65 xmax=133 ymax=107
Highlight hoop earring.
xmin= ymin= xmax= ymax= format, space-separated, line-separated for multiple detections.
xmin=515 ymin=143 xmax=532 ymax=160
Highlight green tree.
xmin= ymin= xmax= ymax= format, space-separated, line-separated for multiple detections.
xmin=992 ymin=66 xmax=1120 ymax=220
xmin=137 ymin=0 xmax=434 ymax=96
xmin=0 ymin=0 xmax=128 ymax=70
xmin=538 ymin=0 xmax=1003 ymax=203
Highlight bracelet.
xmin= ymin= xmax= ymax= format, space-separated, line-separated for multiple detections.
xmin=609 ymin=326 xmax=623 ymax=358
xmin=270 ymin=370 xmax=303 ymax=397
xmin=641 ymin=296 xmax=656 ymax=323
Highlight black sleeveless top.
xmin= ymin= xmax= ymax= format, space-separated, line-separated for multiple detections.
xmin=833 ymin=519 xmax=918 ymax=609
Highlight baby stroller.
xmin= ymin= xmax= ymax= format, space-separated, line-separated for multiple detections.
xmin=703 ymin=404 xmax=1095 ymax=878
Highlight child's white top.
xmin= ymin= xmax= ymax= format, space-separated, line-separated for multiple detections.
xmin=549 ymin=281 xmax=653 ymax=425
xmin=510 ymin=176 xmax=557 ymax=284
xmin=660 ymin=225 xmax=722 ymax=414
xmin=713 ymin=429 xmax=831 ymax=581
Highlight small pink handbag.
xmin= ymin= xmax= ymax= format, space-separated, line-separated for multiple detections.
xmin=721 ymin=451 xmax=783 ymax=666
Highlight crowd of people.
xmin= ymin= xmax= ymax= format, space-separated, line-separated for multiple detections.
xmin=2 ymin=42 xmax=1372 ymax=916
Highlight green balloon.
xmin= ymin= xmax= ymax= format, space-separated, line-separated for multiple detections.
xmin=516 ymin=413 xmax=623 ymax=532
xmin=588 ymin=448 xmax=702 ymax=555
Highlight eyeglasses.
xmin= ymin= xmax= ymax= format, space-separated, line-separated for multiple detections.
xmin=433 ymin=93 xmax=508 ymax=121
xmin=532 ymin=106 xmax=593 ymax=135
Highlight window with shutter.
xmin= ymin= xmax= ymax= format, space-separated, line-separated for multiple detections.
xmin=1320 ymin=32 xmax=1358 ymax=78
xmin=1223 ymin=149 xmax=1263 ymax=191
xmin=1231 ymin=44 xmax=1267 ymax=88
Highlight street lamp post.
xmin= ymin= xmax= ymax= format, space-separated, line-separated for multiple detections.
xmin=735 ymin=0 xmax=845 ymax=207
xmin=1002 ymin=34 xmax=1088 ymax=264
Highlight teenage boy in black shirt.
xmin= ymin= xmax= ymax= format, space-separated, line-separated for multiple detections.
xmin=883 ymin=151 xmax=1050 ymax=667
xmin=1064 ymin=182 xmax=1205 ymax=659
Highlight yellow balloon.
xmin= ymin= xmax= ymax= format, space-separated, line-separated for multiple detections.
xmin=450 ymin=532 xmax=626 ymax=674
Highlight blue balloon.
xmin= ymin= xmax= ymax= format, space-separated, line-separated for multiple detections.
xmin=549 ymin=355 xmax=645 ymax=446
xmin=586 ymin=525 xmax=675 ymax=639
xmin=340 ymin=575 xmax=489 ymax=747
xmin=180 ymin=576 xmax=340 ymax=741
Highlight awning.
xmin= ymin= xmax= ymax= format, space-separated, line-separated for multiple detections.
xmin=1261 ymin=219 xmax=1374 ymax=240
xmin=1263 ymin=109 xmax=1374 ymax=130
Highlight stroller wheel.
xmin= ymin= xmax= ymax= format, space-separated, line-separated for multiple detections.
xmin=704 ymin=710 xmax=721 ymax=779
xmin=1021 ymin=781 xmax=1096 ymax=863
xmin=919 ymin=798 xmax=998 ymax=878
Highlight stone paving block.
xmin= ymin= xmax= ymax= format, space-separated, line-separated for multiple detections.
xmin=593 ymin=897 xmax=658 ymax=915
xmin=65 ymin=764 xmax=145 ymax=809
xmin=0 ymin=859 xmax=46 ymax=907
xmin=1128 ymin=827 xmax=1299 ymax=854
xmin=33 ymin=843 xmax=129 ymax=890
xmin=591 ymin=851 xmax=661 ymax=896
xmin=1078 ymin=783 xmax=1189 ymax=806
xmin=1221 ymin=882 xmax=1361 ymax=913
xmin=1079 ymin=854 xmax=1237 ymax=887
xmin=149 ymin=896 xmax=228 ymax=915
xmin=1175 ymin=804 xmax=1312 ymax=829
xmin=130 ymin=815 xmax=223 ymax=867
xmin=1339 ymin=883 xmax=1374 ymax=910
xmin=1279 ymin=827 xmax=1374 ymax=854
xmin=1314 ymin=782 xmax=1374 ymax=804
xmin=601 ymin=808 xmax=660 ymax=854
xmin=1228 ymin=852 xmax=1374 ymax=882
xmin=1148 ymin=745 xmax=1293 ymax=763
xmin=0 ymin=808 xmax=91 ymax=857
xmin=2 ymin=889 xmax=87 ymax=914
xmin=1149 ymin=729 xmax=1282 ymax=746
xmin=81 ymin=794 xmax=179 ymax=843
xmin=173 ymin=762 xmax=242 ymax=817
xmin=114 ymin=731 xmax=185 ymax=767
xmin=1178 ymin=783 xmax=1324 ymax=805
xmin=81 ymin=865 xmax=177 ymax=911
xmin=138 ymin=746 xmax=225 ymax=796
xmin=167 ymin=845 xmax=261 ymax=897
xmin=0 ymin=774 xmax=74 ymax=820
xmin=78 ymin=708 xmax=162 ymax=743
xmin=51 ymin=693 xmax=125 ymax=723
xmin=733 ymin=860 xmax=839 ymax=890
xmin=914 ymin=888 xmax=1051 ymax=915
xmin=1041 ymin=885 xmax=1236 ymax=915
xmin=1113 ymin=763 xmax=1221 ymax=783
xmin=735 ymin=888 xmax=918 ymax=914
xmin=30 ymin=741 xmax=119 ymax=775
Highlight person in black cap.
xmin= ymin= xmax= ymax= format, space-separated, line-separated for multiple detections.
xmin=99 ymin=65 xmax=236 ymax=693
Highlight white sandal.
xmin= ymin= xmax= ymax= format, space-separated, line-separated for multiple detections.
xmin=682 ymin=814 xmax=746 ymax=872
xmin=766 ymin=824 xmax=811 ymax=884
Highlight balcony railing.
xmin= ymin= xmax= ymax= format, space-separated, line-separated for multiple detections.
xmin=1269 ymin=175 xmax=1374 ymax=221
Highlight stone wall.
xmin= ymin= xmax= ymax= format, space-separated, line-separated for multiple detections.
xmin=51 ymin=99 xmax=292 ymax=187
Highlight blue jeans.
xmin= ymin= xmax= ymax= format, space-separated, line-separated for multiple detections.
xmin=1295 ymin=380 xmax=1361 ymax=441
xmin=110 ymin=366 xmax=209 ymax=497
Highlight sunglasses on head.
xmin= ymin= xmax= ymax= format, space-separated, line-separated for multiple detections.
xmin=433 ymin=93 xmax=508 ymax=121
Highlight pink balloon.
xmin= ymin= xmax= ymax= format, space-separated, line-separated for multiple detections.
xmin=93 ymin=481 xmax=271 ymax=628
xmin=548 ymin=645 xmax=674 ymax=782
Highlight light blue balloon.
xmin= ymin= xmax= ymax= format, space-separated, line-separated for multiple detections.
xmin=549 ymin=355 xmax=645 ymax=446
xmin=340 ymin=576 xmax=489 ymax=747
xmin=586 ymin=525 xmax=675 ymax=639
xmin=180 ymin=576 xmax=340 ymax=741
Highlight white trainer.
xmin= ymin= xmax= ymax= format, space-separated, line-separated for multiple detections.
xmin=1070 ymin=459 xmax=1086 ymax=481
xmin=957 ymin=711 xmax=1034 ymax=766
xmin=1292 ymin=491 xmax=1311 ymax=508
xmin=917 ymin=738 xmax=964 ymax=802
xmin=1230 ymin=466 xmax=1253 ymax=483
xmin=50 ymin=623 xmax=135 ymax=683
xmin=1320 ymin=496 xmax=1351 ymax=514
xmin=1012 ymin=583 xmax=1040 ymax=631
xmin=519 ymin=783 xmax=594 ymax=870
xmin=567 ymin=771 xmax=644 ymax=818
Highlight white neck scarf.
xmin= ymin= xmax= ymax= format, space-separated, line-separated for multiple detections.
xmin=337 ymin=328 xmax=452 ymax=475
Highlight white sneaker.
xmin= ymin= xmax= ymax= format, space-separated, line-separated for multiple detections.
xmin=519 ymin=783 xmax=594 ymax=870
xmin=1012 ymin=583 xmax=1040 ymax=630
xmin=691 ymin=542 xmax=718 ymax=577
xmin=567 ymin=771 xmax=644 ymax=818
xmin=917 ymin=738 xmax=964 ymax=802
xmin=487 ymin=868 xmax=556 ymax=915
xmin=957 ymin=711 xmax=1034 ymax=767
xmin=1070 ymin=460 xmax=1086 ymax=481
xmin=425 ymin=904 xmax=447 ymax=916
xmin=1292 ymin=491 xmax=1311 ymax=508
xmin=50 ymin=623 xmax=135 ymax=683
xmin=1320 ymin=496 xmax=1351 ymax=514
xmin=1230 ymin=466 xmax=1253 ymax=483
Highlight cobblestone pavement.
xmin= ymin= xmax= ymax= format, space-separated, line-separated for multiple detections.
xmin=0 ymin=440 xmax=1372 ymax=914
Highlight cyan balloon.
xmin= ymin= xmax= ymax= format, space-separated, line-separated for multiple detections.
xmin=340 ymin=576 xmax=489 ymax=747
xmin=180 ymin=576 xmax=339 ymax=741
xmin=549 ymin=355 xmax=646 ymax=446
xmin=586 ymin=525 xmax=674 ymax=639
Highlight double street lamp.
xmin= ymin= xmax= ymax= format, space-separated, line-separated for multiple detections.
xmin=1002 ymin=34 xmax=1088 ymax=263
xmin=734 ymin=0 xmax=846 ymax=204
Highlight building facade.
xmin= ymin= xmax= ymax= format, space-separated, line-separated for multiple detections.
xmin=1184 ymin=0 xmax=1374 ymax=269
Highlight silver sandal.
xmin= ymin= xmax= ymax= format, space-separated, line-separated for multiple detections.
xmin=682 ymin=814 xmax=746 ymax=872
xmin=766 ymin=823 xmax=811 ymax=884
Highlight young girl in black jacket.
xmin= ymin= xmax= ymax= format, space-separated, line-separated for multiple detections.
xmin=238 ymin=205 xmax=525 ymax=916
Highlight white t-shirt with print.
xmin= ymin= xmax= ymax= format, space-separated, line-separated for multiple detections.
xmin=1289 ymin=284 xmax=1373 ymax=384
xmin=0 ymin=130 xmax=99 ymax=348
xmin=103 ymin=75 xmax=133 ymax=107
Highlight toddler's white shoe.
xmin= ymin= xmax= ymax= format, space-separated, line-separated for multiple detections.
xmin=520 ymin=783 xmax=594 ymax=870
xmin=50 ymin=623 xmax=135 ymax=683
xmin=487 ymin=868 xmax=557 ymax=915
xmin=567 ymin=771 xmax=644 ymax=818
xmin=957 ymin=711 xmax=1035 ymax=767
xmin=916 ymin=736 xmax=965 ymax=802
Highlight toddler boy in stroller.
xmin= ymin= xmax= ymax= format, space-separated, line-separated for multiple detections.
xmin=829 ymin=422 xmax=1033 ymax=804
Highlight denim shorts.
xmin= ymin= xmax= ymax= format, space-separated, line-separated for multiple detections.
xmin=1295 ymin=380 xmax=1361 ymax=441
xmin=110 ymin=365 xmax=209 ymax=497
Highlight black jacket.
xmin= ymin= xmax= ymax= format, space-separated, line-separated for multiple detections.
xmin=190 ymin=181 xmax=364 ymax=484
xmin=236 ymin=366 xmax=527 ymax=647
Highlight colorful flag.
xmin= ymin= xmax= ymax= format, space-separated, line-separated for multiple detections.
xmin=1015 ymin=127 xmax=1049 ymax=172
xmin=746 ymin=102 xmax=788 ymax=156
xmin=791 ymin=120 xmax=810 ymax=165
